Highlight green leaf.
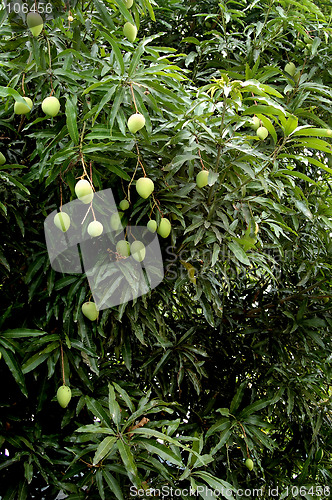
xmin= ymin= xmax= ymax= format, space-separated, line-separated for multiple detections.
xmin=293 ymin=199 xmax=313 ymax=220
xmin=92 ymin=0 xmax=116 ymax=29
xmin=228 ymin=241 xmax=250 ymax=265
xmin=86 ymin=397 xmax=113 ymax=428
xmin=108 ymin=383 xmax=121 ymax=427
xmin=274 ymin=169 xmax=317 ymax=185
xmin=138 ymin=438 xmax=183 ymax=467
xmin=291 ymin=126 xmax=332 ymax=138
xmin=93 ymin=436 xmax=117 ymax=465
xmin=0 ymin=347 xmax=27 ymax=397
xmin=230 ymin=381 xmax=247 ymax=414
xmin=113 ymin=0 xmax=134 ymax=24
xmin=0 ymin=86 xmax=31 ymax=106
xmin=104 ymin=35 xmax=125 ymax=74
xmin=128 ymin=44 xmax=145 ymax=77
xmin=113 ymin=382 xmax=135 ymax=413
xmin=21 ymin=341 xmax=59 ymax=374
xmin=193 ymin=472 xmax=236 ymax=500
xmin=109 ymin=87 xmax=125 ymax=134
xmin=239 ymin=399 xmax=272 ymax=418
xmin=103 ymin=470 xmax=124 ymax=500
xmin=116 ymin=439 xmax=140 ymax=487
xmin=65 ymin=95 xmax=79 ymax=145
xmin=1 ymin=329 xmax=48 ymax=338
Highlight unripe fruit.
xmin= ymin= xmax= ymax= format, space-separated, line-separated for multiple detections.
xmin=57 ymin=385 xmax=71 ymax=408
xmin=27 ymin=12 xmax=43 ymax=36
xmin=127 ymin=113 xmax=145 ymax=133
xmin=14 ymin=97 xmax=33 ymax=115
xmin=42 ymin=96 xmax=60 ymax=117
xmin=157 ymin=218 xmax=171 ymax=238
xmin=54 ymin=212 xmax=70 ymax=232
xmin=256 ymin=126 xmax=268 ymax=140
xmin=0 ymin=152 xmax=6 ymax=165
xmin=250 ymin=116 xmax=260 ymax=130
xmin=123 ymin=22 xmax=137 ymax=43
xmin=75 ymin=179 xmax=94 ymax=204
xmin=68 ymin=15 xmax=74 ymax=21
xmin=119 ymin=199 xmax=129 ymax=210
xmin=196 ymin=170 xmax=209 ymax=188
xmin=285 ymin=62 xmax=296 ymax=76
xmin=147 ymin=220 xmax=157 ymax=233
xmin=111 ymin=212 xmax=123 ymax=231
xmin=136 ymin=177 xmax=154 ymax=199
xmin=315 ymin=448 xmax=324 ymax=462
xmin=116 ymin=240 xmax=131 ymax=257
xmin=131 ymin=241 xmax=146 ymax=262
xmin=82 ymin=301 xmax=99 ymax=321
xmin=0 ymin=351 xmax=2 ymax=360
xmin=88 ymin=220 xmax=103 ymax=237
xmin=245 ymin=458 xmax=254 ymax=471
xmin=125 ymin=0 xmax=134 ymax=8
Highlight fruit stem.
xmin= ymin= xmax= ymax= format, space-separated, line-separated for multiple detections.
xmin=60 ymin=343 xmax=66 ymax=385
xmin=59 ymin=180 xmax=63 ymax=209
xmin=238 ymin=421 xmax=250 ymax=458
xmin=46 ymin=38 xmax=54 ymax=96
xmin=21 ymin=53 xmax=32 ymax=97
xmin=135 ymin=143 xmax=146 ymax=176
xmin=151 ymin=195 xmax=163 ymax=216
xmin=251 ymin=92 xmax=258 ymax=106
xmin=130 ymin=82 xmax=139 ymax=113
xmin=195 ymin=137 xmax=207 ymax=170
xmin=127 ymin=157 xmax=139 ymax=203
xmin=79 ymin=152 xmax=94 ymax=187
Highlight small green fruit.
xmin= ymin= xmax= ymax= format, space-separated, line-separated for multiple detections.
xmin=42 ymin=96 xmax=60 ymax=117
xmin=110 ymin=212 xmax=123 ymax=231
xmin=27 ymin=12 xmax=43 ymax=36
xmin=250 ymin=116 xmax=260 ymax=130
xmin=0 ymin=351 xmax=2 ymax=360
xmin=157 ymin=218 xmax=171 ymax=238
xmin=256 ymin=126 xmax=268 ymax=140
xmin=285 ymin=62 xmax=296 ymax=76
xmin=147 ymin=220 xmax=157 ymax=233
xmin=125 ymin=0 xmax=134 ymax=7
xmin=88 ymin=221 xmax=103 ymax=237
xmin=127 ymin=113 xmax=145 ymax=133
xmin=245 ymin=458 xmax=254 ymax=471
xmin=136 ymin=177 xmax=154 ymax=199
xmin=54 ymin=212 xmax=70 ymax=232
xmin=14 ymin=97 xmax=33 ymax=115
xmin=116 ymin=240 xmax=131 ymax=257
xmin=123 ymin=22 xmax=137 ymax=42
xmin=57 ymin=385 xmax=71 ymax=408
xmin=315 ymin=448 xmax=324 ymax=462
xmin=119 ymin=199 xmax=130 ymax=211
xmin=131 ymin=241 xmax=146 ymax=262
xmin=75 ymin=179 xmax=94 ymax=204
xmin=196 ymin=170 xmax=209 ymax=188
xmin=0 ymin=152 xmax=6 ymax=165
xmin=82 ymin=301 xmax=99 ymax=321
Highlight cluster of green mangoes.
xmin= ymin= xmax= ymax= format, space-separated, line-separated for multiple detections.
xmin=249 ymin=116 xmax=269 ymax=140
xmin=14 ymin=95 xmax=60 ymax=117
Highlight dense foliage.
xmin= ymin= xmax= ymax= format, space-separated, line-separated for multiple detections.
xmin=1 ymin=0 xmax=332 ymax=498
